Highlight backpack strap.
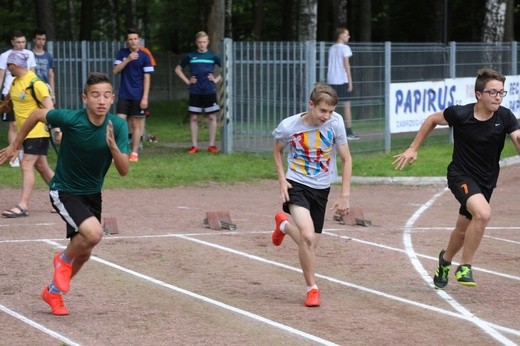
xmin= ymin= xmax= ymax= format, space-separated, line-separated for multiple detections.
xmin=25 ymin=77 xmax=44 ymax=108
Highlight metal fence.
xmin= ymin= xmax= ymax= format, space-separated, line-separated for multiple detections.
xmin=27 ymin=40 xmax=520 ymax=154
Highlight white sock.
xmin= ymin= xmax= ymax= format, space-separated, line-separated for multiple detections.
xmin=280 ymin=220 xmax=288 ymax=233
xmin=307 ymin=285 xmax=318 ymax=292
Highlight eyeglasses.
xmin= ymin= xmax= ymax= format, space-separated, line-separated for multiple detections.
xmin=483 ymin=90 xmax=507 ymax=97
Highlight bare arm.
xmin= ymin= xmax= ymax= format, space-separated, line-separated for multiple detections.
xmin=48 ymin=67 xmax=55 ymax=100
xmin=0 ymin=68 xmax=5 ymax=93
xmin=273 ymin=139 xmax=292 ymax=203
xmin=393 ymin=111 xmax=447 ymax=170
xmin=343 ymin=57 xmax=352 ymax=92
xmin=106 ymin=120 xmax=129 ymax=176
xmin=329 ymin=143 xmax=352 ymax=216
xmin=174 ymin=65 xmax=191 ymax=86
xmin=510 ymin=129 xmax=520 ymax=154
xmin=0 ymin=109 xmax=49 ymax=164
xmin=140 ymin=73 xmax=151 ymax=110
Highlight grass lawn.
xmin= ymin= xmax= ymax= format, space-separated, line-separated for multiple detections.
xmin=0 ymin=99 xmax=518 ymax=189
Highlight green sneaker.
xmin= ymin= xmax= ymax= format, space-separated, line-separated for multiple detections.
xmin=455 ymin=264 xmax=476 ymax=287
xmin=433 ymin=250 xmax=451 ymax=289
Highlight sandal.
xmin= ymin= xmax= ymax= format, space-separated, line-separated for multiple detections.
xmin=2 ymin=205 xmax=29 ymax=218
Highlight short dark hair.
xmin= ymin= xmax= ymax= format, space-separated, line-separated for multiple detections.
xmin=11 ymin=30 xmax=25 ymax=40
xmin=83 ymin=72 xmax=112 ymax=93
xmin=33 ymin=28 xmax=47 ymax=37
xmin=475 ymin=67 xmax=506 ymax=94
xmin=126 ymin=27 xmax=140 ymax=37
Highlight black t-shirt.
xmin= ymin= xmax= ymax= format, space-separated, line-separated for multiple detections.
xmin=444 ymin=103 xmax=520 ymax=189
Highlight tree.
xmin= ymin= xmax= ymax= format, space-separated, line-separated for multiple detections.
xmin=35 ymin=0 xmax=56 ymax=40
xmin=208 ymin=0 xmax=226 ymax=53
xmin=482 ymin=0 xmax=507 ymax=66
xmin=298 ymin=0 xmax=318 ymax=41
xmin=482 ymin=0 xmax=507 ymax=42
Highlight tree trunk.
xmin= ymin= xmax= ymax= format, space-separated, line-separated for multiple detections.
xmin=482 ymin=0 xmax=507 ymax=66
xmin=35 ymin=0 xmax=56 ymax=40
xmin=281 ymin=0 xmax=295 ymax=40
xmin=504 ymin=0 xmax=514 ymax=41
xmin=79 ymin=0 xmax=93 ymax=40
xmin=356 ymin=0 xmax=371 ymax=41
xmin=298 ymin=0 xmax=318 ymax=41
xmin=66 ymin=0 xmax=78 ymax=40
xmin=252 ymin=0 xmax=265 ymax=39
xmin=482 ymin=0 xmax=506 ymax=42
xmin=208 ymin=0 xmax=226 ymax=53
xmin=332 ymin=0 xmax=347 ymax=28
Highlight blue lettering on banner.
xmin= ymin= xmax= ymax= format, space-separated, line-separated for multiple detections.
xmin=394 ymin=85 xmax=456 ymax=114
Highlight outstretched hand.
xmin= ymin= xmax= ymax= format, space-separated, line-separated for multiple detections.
xmin=0 ymin=145 xmax=19 ymax=166
xmin=330 ymin=196 xmax=350 ymax=216
xmin=392 ymin=148 xmax=417 ymax=170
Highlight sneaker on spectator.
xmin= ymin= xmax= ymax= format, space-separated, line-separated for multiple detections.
xmin=207 ymin=146 xmax=219 ymax=154
xmin=129 ymin=152 xmax=139 ymax=162
xmin=41 ymin=286 xmax=69 ymax=316
xmin=10 ymin=156 xmax=20 ymax=168
xmin=305 ymin=288 xmax=320 ymax=307
xmin=53 ymin=253 xmax=73 ymax=293
xmin=347 ymin=132 xmax=360 ymax=140
xmin=188 ymin=146 xmax=199 ymax=154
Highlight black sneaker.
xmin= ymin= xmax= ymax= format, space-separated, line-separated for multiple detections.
xmin=433 ymin=250 xmax=451 ymax=289
xmin=455 ymin=264 xmax=476 ymax=287
xmin=347 ymin=132 xmax=360 ymax=141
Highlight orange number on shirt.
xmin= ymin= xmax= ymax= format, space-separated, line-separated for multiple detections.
xmin=461 ymin=183 xmax=468 ymax=194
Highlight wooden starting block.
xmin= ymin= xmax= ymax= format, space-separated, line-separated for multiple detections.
xmin=333 ymin=208 xmax=372 ymax=227
xmin=204 ymin=211 xmax=237 ymax=231
xmin=102 ymin=216 xmax=119 ymax=235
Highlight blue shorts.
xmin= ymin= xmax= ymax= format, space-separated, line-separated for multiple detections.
xmin=282 ymin=180 xmax=330 ymax=233
xmin=188 ymin=93 xmax=220 ymax=114
xmin=448 ymin=174 xmax=492 ymax=220
xmin=50 ymin=190 xmax=102 ymax=238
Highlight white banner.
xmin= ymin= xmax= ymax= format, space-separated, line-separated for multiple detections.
xmin=389 ymin=75 xmax=520 ymax=133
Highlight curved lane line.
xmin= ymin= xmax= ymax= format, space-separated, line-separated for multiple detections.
xmin=402 ymin=187 xmax=517 ymax=346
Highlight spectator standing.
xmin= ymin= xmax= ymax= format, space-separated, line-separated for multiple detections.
xmin=175 ymin=31 xmax=221 ymax=154
xmin=327 ymin=27 xmax=359 ymax=140
xmin=0 ymin=30 xmax=37 ymax=167
xmin=1 ymin=51 xmax=54 ymax=218
xmin=271 ymin=83 xmax=353 ymax=307
xmin=113 ymin=28 xmax=154 ymax=162
xmin=0 ymin=72 xmax=129 ymax=315
xmin=32 ymin=28 xmax=55 ymax=100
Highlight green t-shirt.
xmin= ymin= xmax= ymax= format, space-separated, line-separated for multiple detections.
xmin=47 ymin=109 xmax=129 ymax=194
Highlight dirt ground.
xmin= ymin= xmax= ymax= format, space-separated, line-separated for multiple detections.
xmin=1 ymin=166 xmax=519 ymax=345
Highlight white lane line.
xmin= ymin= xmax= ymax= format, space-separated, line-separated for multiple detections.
xmin=174 ymin=234 xmax=520 ymax=338
xmin=0 ymin=304 xmax=81 ymax=346
xmin=484 ymin=235 xmax=520 ymax=245
xmin=324 ymin=234 xmax=520 ymax=282
xmin=402 ymin=187 xmax=517 ymax=346
xmin=38 ymin=241 xmax=338 ymax=346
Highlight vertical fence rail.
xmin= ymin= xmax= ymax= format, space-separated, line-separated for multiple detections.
xmin=42 ymin=40 xmax=520 ymax=154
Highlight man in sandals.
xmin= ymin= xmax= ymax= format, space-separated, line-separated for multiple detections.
xmin=2 ymin=50 xmax=54 ymax=218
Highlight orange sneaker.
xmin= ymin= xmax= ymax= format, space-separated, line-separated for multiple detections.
xmin=53 ymin=253 xmax=72 ymax=293
xmin=305 ymin=288 xmax=320 ymax=307
xmin=129 ymin=152 xmax=139 ymax=162
xmin=207 ymin=146 xmax=219 ymax=154
xmin=188 ymin=146 xmax=199 ymax=154
xmin=41 ymin=286 xmax=69 ymax=316
xmin=272 ymin=212 xmax=287 ymax=246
